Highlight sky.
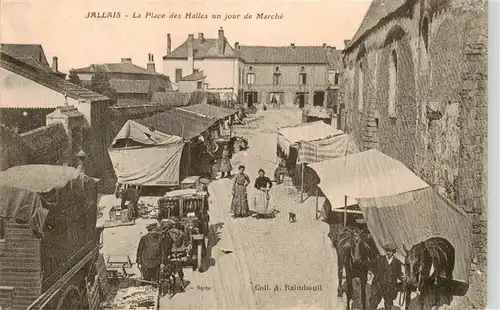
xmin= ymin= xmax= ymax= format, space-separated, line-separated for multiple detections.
xmin=0 ymin=0 xmax=371 ymax=74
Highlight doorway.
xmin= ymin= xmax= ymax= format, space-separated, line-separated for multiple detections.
xmin=295 ymin=92 xmax=309 ymax=108
xmin=269 ymin=92 xmax=284 ymax=109
xmin=244 ymin=92 xmax=257 ymax=108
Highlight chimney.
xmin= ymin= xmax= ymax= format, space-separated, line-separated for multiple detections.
xmin=290 ymin=43 xmax=295 ymax=49
xmin=187 ymin=34 xmax=194 ymax=75
xmin=322 ymin=43 xmax=327 ymax=48
xmin=52 ymin=56 xmax=58 ymax=72
xmin=121 ymin=58 xmax=132 ymax=63
xmin=344 ymin=40 xmax=351 ymax=47
xmin=235 ymin=42 xmax=240 ymax=50
xmin=216 ymin=27 xmax=225 ymax=55
xmin=167 ymin=33 xmax=172 ymax=55
xmin=147 ymin=53 xmax=156 ymax=72
xmin=198 ymin=32 xmax=204 ymax=42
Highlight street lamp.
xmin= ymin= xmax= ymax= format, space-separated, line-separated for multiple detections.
xmin=76 ymin=149 xmax=87 ymax=173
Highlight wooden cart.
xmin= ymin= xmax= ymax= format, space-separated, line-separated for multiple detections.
xmin=157 ymin=189 xmax=210 ymax=272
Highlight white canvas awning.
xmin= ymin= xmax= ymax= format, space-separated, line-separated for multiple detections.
xmin=308 ymin=149 xmax=429 ymax=209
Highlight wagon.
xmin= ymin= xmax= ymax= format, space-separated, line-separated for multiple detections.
xmin=157 ymin=189 xmax=210 ymax=271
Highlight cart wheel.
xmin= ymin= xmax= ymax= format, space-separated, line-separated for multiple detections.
xmin=197 ymin=243 xmax=203 ymax=272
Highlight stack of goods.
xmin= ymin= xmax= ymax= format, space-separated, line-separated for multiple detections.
xmin=101 ymin=286 xmax=156 ymax=309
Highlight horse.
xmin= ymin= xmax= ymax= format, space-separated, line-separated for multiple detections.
xmin=335 ymin=226 xmax=378 ymax=310
xmin=402 ymin=237 xmax=455 ymax=310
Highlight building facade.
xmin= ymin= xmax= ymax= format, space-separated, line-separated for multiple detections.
xmin=0 ymin=50 xmax=113 ymax=181
xmin=74 ymin=55 xmax=173 ymax=106
xmin=163 ymin=28 xmax=343 ymax=109
xmin=238 ymin=44 xmax=342 ymax=109
xmin=341 ymin=0 xmax=487 ymax=266
xmin=163 ymin=29 xmax=243 ymax=96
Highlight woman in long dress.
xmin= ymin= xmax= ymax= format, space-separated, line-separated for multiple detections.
xmin=253 ymin=169 xmax=273 ymax=217
xmin=231 ymin=165 xmax=251 ymax=218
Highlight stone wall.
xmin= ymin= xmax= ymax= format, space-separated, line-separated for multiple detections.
xmin=342 ymin=0 xmax=487 ymax=267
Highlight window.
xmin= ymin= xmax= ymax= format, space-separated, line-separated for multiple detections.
xmin=328 ymin=69 xmax=340 ymax=85
xmin=334 ymin=72 xmax=340 ymax=85
xmin=175 ymin=69 xmax=183 ymax=83
xmin=299 ymin=73 xmax=307 ymax=85
xmin=295 ymin=92 xmax=309 ymax=108
xmin=0 ymin=218 xmax=5 ymax=240
xmin=247 ymin=73 xmax=255 ymax=85
xmin=273 ymin=73 xmax=280 ymax=86
xmin=388 ymin=50 xmax=398 ymax=117
xmin=358 ymin=63 xmax=363 ymax=110
xmin=197 ymin=81 xmax=203 ymax=89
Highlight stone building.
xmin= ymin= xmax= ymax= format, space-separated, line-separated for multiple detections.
xmin=237 ymin=43 xmax=342 ymax=109
xmin=163 ymin=27 xmax=343 ymax=109
xmin=341 ymin=0 xmax=487 ymax=265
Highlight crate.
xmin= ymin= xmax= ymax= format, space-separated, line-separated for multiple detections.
xmin=180 ymin=176 xmax=201 ymax=190
xmin=109 ymin=206 xmax=129 ymax=222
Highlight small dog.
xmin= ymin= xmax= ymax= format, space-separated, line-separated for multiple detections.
xmin=288 ymin=212 xmax=297 ymax=223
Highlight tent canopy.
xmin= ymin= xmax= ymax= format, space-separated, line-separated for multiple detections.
xmin=278 ymin=121 xmax=343 ymax=155
xmin=0 ymin=165 xmax=98 ymax=236
xmin=358 ymin=187 xmax=472 ymax=287
xmin=137 ymin=108 xmax=216 ymax=141
xmin=308 ymin=149 xmax=429 ymax=208
xmin=298 ymin=133 xmax=359 ymax=164
xmin=111 ymin=119 xmax=183 ymax=147
xmin=109 ymin=121 xmax=187 ymax=186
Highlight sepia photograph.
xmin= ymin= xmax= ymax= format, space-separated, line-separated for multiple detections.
xmin=0 ymin=0 xmax=493 ymax=309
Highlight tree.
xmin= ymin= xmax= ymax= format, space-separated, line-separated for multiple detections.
xmin=87 ymin=66 xmax=117 ymax=104
xmin=68 ymin=69 xmax=82 ymax=86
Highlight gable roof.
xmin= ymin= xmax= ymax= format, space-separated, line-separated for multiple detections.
xmin=164 ymin=38 xmax=239 ymax=60
xmin=180 ymin=71 xmax=205 ymax=81
xmin=237 ymin=46 xmax=330 ymax=64
xmin=74 ymin=62 xmax=164 ymax=76
xmin=1 ymin=43 xmax=66 ymax=78
xmin=1 ymin=52 xmax=109 ymax=103
xmin=346 ymin=0 xmax=407 ymax=50
xmin=110 ymin=79 xmax=151 ymax=94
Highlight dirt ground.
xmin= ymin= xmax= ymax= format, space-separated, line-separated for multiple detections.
xmin=99 ymin=109 xmax=482 ymax=310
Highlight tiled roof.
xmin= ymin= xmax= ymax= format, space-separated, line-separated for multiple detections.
xmin=1 ymin=52 xmax=109 ymax=103
xmin=326 ymin=50 xmax=343 ymax=69
xmin=164 ymin=38 xmax=238 ymax=59
xmin=110 ymin=79 xmax=151 ymax=94
xmin=74 ymin=63 xmax=163 ymax=76
xmin=0 ymin=44 xmax=49 ymax=66
xmin=1 ymin=43 xmax=66 ymax=77
xmin=237 ymin=46 xmax=329 ymax=64
xmin=115 ymin=98 xmax=152 ymax=107
xmin=180 ymin=71 xmax=205 ymax=81
xmin=346 ymin=0 xmax=407 ymax=50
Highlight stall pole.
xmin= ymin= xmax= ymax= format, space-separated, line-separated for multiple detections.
xmin=300 ymin=163 xmax=305 ymax=203
xmin=343 ymin=195 xmax=348 ymax=227
xmin=315 ymin=187 xmax=319 ymax=220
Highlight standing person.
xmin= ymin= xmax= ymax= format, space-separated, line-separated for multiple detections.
xmin=116 ymin=186 xmax=140 ymax=221
xmin=253 ymin=169 xmax=273 ymax=217
xmin=274 ymin=157 xmax=287 ymax=184
xmin=136 ymin=223 xmax=162 ymax=283
xmin=369 ymin=243 xmax=405 ymax=310
xmin=230 ymin=165 xmax=251 ymax=218
xmin=219 ymin=145 xmax=233 ymax=179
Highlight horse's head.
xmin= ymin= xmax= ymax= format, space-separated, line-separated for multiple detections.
xmin=351 ymin=231 xmax=364 ymax=263
xmin=403 ymin=244 xmax=420 ymax=289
